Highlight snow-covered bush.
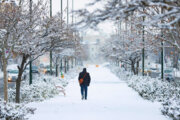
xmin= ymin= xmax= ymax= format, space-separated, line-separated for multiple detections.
xmin=8 ymin=76 xmax=63 ymax=103
xmin=127 ymin=76 xmax=180 ymax=101
xmin=127 ymin=76 xmax=180 ymax=120
xmin=8 ymin=67 xmax=80 ymax=103
xmin=128 ymin=76 xmax=167 ymax=101
xmin=162 ymin=98 xmax=180 ymax=120
xmin=0 ymin=99 xmax=35 ymax=120
xmin=108 ymin=65 xmax=180 ymax=120
xmin=107 ymin=64 xmax=132 ymax=81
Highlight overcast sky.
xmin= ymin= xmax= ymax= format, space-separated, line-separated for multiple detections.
xmin=51 ymin=0 xmax=115 ymax=37
xmin=23 ymin=0 xmax=113 ymax=38
xmin=52 ymin=0 xmax=91 ymax=13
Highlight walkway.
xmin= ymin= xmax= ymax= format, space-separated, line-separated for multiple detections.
xmin=28 ymin=65 xmax=169 ymax=120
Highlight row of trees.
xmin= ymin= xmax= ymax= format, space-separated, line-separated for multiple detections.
xmin=78 ymin=0 xmax=180 ymax=75
xmin=0 ymin=0 xmax=84 ymax=103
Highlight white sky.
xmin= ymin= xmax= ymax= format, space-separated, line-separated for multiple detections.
xmin=15 ymin=0 xmax=115 ymax=37
xmin=51 ymin=0 xmax=90 ymax=13
xmin=26 ymin=0 xmax=115 ymax=39
xmin=50 ymin=0 xmax=115 ymax=37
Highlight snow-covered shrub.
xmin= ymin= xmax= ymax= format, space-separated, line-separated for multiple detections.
xmin=108 ymin=65 xmax=180 ymax=120
xmin=107 ymin=64 xmax=132 ymax=81
xmin=162 ymin=98 xmax=180 ymax=120
xmin=8 ymin=67 xmax=80 ymax=103
xmin=127 ymin=76 xmax=180 ymax=102
xmin=8 ymin=77 xmax=63 ymax=103
xmin=127 ymin=75 xmax=180 ymax=120
xmin=0 ymin=99 xmax=35 ymax=120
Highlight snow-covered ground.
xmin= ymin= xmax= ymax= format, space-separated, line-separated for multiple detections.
xmin=28 ymin=65 xmax=170 ymax=120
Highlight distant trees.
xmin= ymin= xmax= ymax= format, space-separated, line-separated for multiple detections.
xmin=78 ymin=0 xmax=180 ymax=73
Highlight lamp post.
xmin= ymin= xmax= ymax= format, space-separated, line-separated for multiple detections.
xmin=72 ymin=0 xmax=74 ymax=25
xmin=66 ymin=0 xmax=69 ymax=71
xmin=67 ymin=0 xmax=69 ymax=26
xmin=61 ymin=0 xmax=63 ymax=22
xmin=29 ymin=0 xmax=32 ymax=85
xmin=161 ymin=38 xmax=164 ymax=80
xmin=60 ymin=0 xmax=63 ymax=73
xmin=50 ymin=0 xmax=53 ymax=75
xmin=72 ymin=0 xmax=74 ymax=68
xmin=142 ymin=26 xmax=145 ymax=76
xmin=161 ymin=3 xmax=164 ymax=80
xmin=142 ymin=8 xmax=145 ymax=76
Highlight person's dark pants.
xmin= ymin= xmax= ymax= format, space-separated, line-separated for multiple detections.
xmin=80 ymin=84 xmax=88 ymax=99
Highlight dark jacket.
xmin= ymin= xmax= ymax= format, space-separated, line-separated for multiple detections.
xmin=78 ymin=71 xmax=91 ymax=86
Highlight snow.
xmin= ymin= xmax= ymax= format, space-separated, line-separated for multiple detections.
xmin=0 ymin=99 xmax=35 ymax=120
xmin=7 ymin=64 xmax=18 ymax=71
xmin=174 ymin=69 xmax=180 ymax=78
xmin=28 ymin=65 xmax=170 ymax=120
xmin=0 ymin=71 xmax=3 ymax=79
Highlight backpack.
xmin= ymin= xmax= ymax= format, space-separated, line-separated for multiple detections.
xmin=79 ymin=73 xmax=86 ymax=84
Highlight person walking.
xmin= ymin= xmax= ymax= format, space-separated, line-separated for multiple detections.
xmin=78 ymin=68 xmax=91 ymax=100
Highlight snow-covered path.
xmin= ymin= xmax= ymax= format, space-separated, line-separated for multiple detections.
xmin=28 ymin=65 xmax=170 ymax=120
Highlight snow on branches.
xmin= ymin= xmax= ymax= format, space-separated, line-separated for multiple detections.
xmin=78 ymin=0 xmax=180 ymax=29
xmin=0 ymin=0 xmax=82 ymax=103
xmin=0 ymin=99 xmax=36 ymax=120
xmin=8 ymin=76 xmax=61 ymax=103
xmin=78 ymin=0 xmax=180 ymax=54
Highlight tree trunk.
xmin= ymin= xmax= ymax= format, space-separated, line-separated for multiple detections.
xmin=136 ymin=61 xmax=139 ymax=75
xmin=56 ymin=64 xmax=58 ymax=77
xmin=60 ymin=59 xmax=63 ymax=72
xmin=173 ymin=48 xmax=179 ymax=69
xmin=64 ymin=58 xmax=67 ymax=73
xmin=15 ymin=69 xmax=23 ymax=103
xmin=0 ymin=53 xmax=3 ymax=71
xmin=71 ymin=58 xmax=73 ymax=68
xmin=75 ymin=58 xmax=77 ymax=66
xmin=2 ymin=57 xmax=8 ymax=102
xmin=67 ymin=59 xmax=69 ymax=71
xmin=16 ymin=54 xmax=28 ymax=103
xmin=131 ymin=61 xmax=135 ymax=74
xmin=55 ymin=58 xmax=58 ymax=77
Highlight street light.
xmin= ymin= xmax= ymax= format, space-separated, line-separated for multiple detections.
xmin=161 ymin=2 xmax=164 ymax=80
xmin=50 ymin=0 xmax=53 ymax=75
xmin=142 ymin=8 xmax=145 ymax=76
xmin=29 ymin=0 xmax=32 ymax=85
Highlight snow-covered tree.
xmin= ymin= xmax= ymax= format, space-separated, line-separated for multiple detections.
xmin=77 ymin=0 xmax=180 ymax=71
xmin=0 ymin=0 xmax=81 ymax=103
xmin=0 ymin=0 xmax=22 ymax=102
